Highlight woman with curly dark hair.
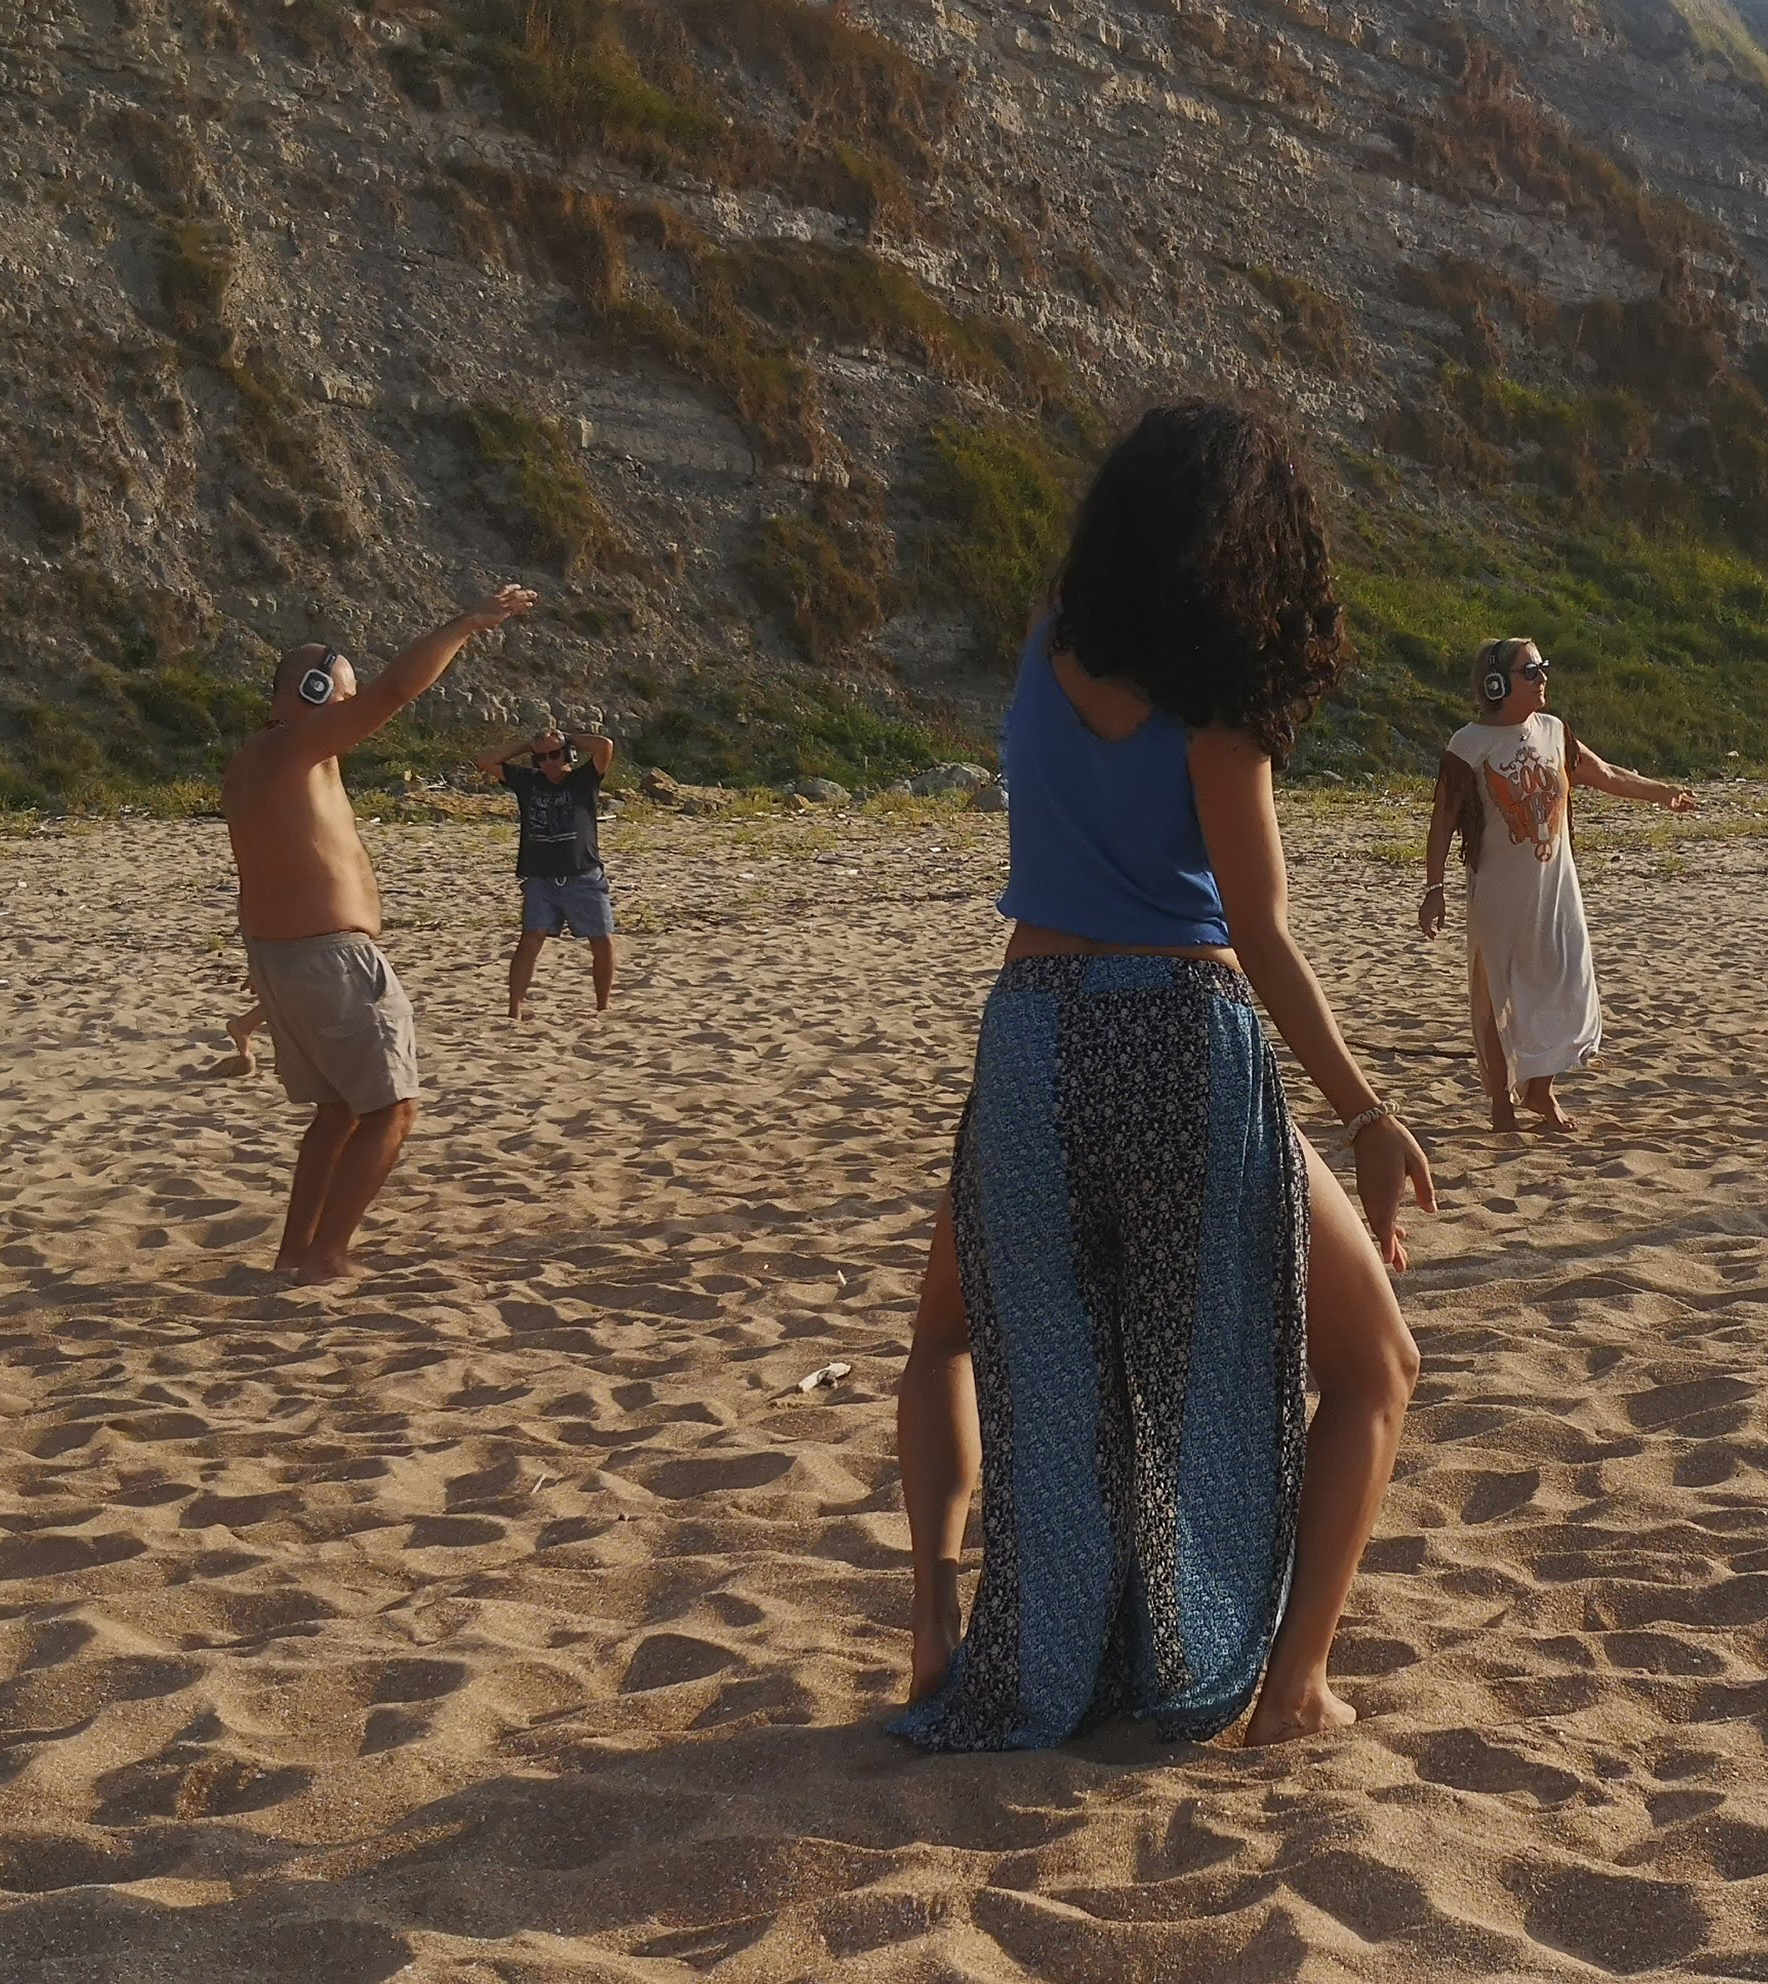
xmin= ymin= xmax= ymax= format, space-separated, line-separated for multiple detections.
xmin=893 ymin=401 xmax=1434 ymax=1752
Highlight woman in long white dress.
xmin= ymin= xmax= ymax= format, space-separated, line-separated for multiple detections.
xmin=1420 ymin=638 xmax=1695 ymax=1132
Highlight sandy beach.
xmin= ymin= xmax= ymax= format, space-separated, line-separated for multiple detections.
xmin=4 ymin=786 xmax=1768 ymax=1982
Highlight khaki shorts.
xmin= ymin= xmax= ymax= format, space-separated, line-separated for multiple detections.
xmin=243 ymin=932 xmax=419 ymax=1116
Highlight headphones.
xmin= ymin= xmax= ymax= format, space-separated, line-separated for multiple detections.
xmin=297 ymin=647 xmax=341 ymax=707
xmin=1481 ymin=637 xmax=1530 ymax=708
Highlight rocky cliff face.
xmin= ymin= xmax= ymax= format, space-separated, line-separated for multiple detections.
xmin=4 ymin=0 xmax=1768 ymax=806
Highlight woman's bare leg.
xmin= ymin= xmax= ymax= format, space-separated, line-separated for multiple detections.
xmin=1473 ymin=953 xmax=1574 ymax=1130
xmin=1485 ymin=1009 xmax=1518 ymax=1131
xmin=1472 ymin=956 xmax=1517 ymax=1131
xmin=1246 ymin=1136 xmax=1420 ymax=1746
xmin=897 ymin=1192 xmax=979 ymax=1701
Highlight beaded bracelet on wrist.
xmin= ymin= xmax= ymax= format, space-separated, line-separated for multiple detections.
xmin=1342 ymin=1100 xmax=1398 ymax=1146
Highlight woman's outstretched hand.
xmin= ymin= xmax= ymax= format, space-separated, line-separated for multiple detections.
xmin=1354 ymin=1117 xmax=1437 ymax=1273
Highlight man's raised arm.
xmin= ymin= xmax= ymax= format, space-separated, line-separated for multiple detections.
xmin=474 ymin=734 xmax=540 ymax=776
xmin=281 ymin=586 xmax=538 ymax=766
xmin=568 ymin=731 xmax=616 ymax=777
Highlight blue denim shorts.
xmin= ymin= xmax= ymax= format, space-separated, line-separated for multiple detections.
xmin=522 ymin=871 xmax=614 ymax=939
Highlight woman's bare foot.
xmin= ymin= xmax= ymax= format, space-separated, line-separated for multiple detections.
xmin=908 ymin=1573 xmax=962 ymax=1702
xmin=1490 ymin=1096 xmax=1519 ymax=1133
xmin=272 ymin=1252 xmax=304 ymax=1278
xmin=1520 ymin=1079 xmax=1577 ymax=1133
xmin=1243 ymin=1680 xmax=1357 ymax=1747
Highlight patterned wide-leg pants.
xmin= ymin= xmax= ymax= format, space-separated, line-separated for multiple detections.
xmin=893 ymin=955 xmax=1309 ymax=1751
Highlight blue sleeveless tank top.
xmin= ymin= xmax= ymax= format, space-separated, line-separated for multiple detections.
xmin=996 ymin=618 xmax=1230 ymax=948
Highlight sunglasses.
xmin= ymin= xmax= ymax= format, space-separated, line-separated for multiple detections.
xmin=1516 ymin=659 xmax=1551 ymax=682
xmin=535 ymin=748 xmax=566 ymax=763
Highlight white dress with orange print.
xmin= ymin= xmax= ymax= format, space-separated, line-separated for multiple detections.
xmin=1445 ymin=712 xmax=1601 ymax=1097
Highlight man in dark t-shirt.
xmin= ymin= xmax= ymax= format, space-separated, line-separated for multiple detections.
xmin=474 ymin=727 xmax=617 ymax=1019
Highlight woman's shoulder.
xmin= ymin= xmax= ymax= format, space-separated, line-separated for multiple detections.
xmin=1444 ymin=722 xmax=1491 ymax=762
xmin=1008 ymin=611 xmax=1055 ymax=691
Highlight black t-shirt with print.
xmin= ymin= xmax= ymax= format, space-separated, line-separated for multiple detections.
xmin=502 ymin=761 xmax=603 ymax=879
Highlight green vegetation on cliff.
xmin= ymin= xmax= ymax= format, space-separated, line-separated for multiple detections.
xmin=1322 ymin=497 xmax=1768 ymax=778
xmin=7 ymin=2 xmax=1768 ymax=812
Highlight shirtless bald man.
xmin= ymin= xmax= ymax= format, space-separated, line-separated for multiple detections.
xmin=223 ymin=585 xmax=537 ymax=1284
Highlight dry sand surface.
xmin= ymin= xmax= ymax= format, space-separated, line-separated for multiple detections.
xmin=4 ymin=785 xmax=1768 ymax=1982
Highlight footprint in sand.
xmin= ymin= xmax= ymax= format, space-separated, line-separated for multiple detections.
xmin=1510 ymin=1863 xmax=1708 ymax=1974
xmin=1411 ymin=1729 xmax=1582 ymax=1805
xmin=622 ymin=1631 xmax=742 ymax=1693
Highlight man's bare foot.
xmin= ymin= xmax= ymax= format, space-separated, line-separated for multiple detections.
xmin=295 ymin=1249 xmax=356 ymax=1286
xmin=1243 ymin=1681 xmax=1357 ymax=1747
xmin=225 ymin=1019 xmax=256 ymax=1071
xmin=1491 ymin=1098 xmax=1519 ymax=1133
xmin=1520 ymin=1080 xmax=1577 ymax=1133
xmin=272 ymin=1252 xmax=304 ymax=1278
xmin=908 ymin=1587 xmax=962 ymax=1703
xmin=509 ymin=1001 xmax=525 ymax=1022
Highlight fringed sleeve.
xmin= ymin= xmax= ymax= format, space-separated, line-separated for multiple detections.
xmin=1439 ymin=751 xmax=1483 ymax=874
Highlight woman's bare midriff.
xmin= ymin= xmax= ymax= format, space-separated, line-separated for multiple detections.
xmin=1004 ymin=922 xmax=1240 ymax=970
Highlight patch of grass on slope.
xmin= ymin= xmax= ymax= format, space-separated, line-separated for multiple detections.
xmin=917 ymin=415 xmax=1089 ymax=668
xmin=1315 ymin=492 xmax=1768 ymax=778
xmin=0 ymin=672 xmax=489 ymax=817
xmin=452 ymin=401 xmax=629 ymax=574
xmin=746 ymin=477 xmax=897 ymax=662
xmin=1393 ymin=39 xmax=1734 ymax=273
xmin=627 ymin=678 xmax=982 ymax=789
xmin=1666 ymin=0 xmax=1768 ymax=84
xmin=0 ymin=568 xmax=509 ymax=815
xmin=444 ymin=171 xmax=1091 ymax=469
xmin=463 ymin=0 xmax=948 ymax=231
